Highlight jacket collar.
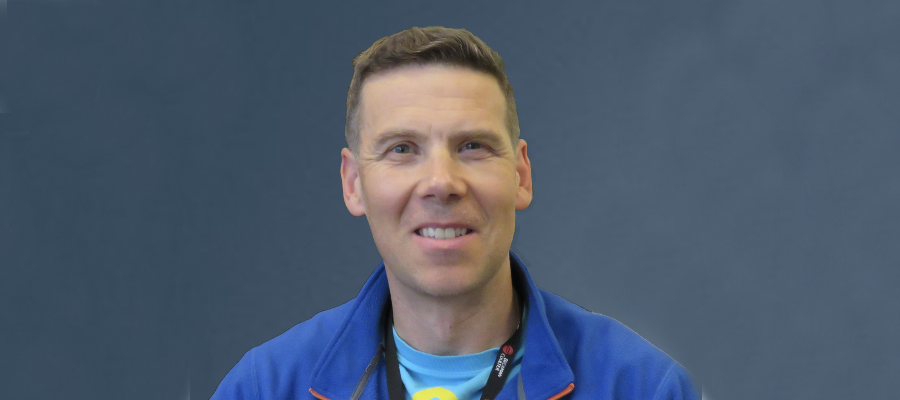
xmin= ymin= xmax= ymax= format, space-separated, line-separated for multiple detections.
xmin=309 ymin=252 xmax=574 ymax=400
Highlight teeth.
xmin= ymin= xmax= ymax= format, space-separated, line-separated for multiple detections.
xmin=418 ymin=227 xmax=469 ymax=239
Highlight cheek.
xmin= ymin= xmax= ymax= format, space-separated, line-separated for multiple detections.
xmin=362 ymin=171 xmax=414 ymax=223
xmin=473 ymin=163 xmax=519 ymax=195
xmin=469 ymin=167 xmax=519 ymax=217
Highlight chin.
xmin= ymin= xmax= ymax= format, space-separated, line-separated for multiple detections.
xmin=409 ymin=265 xmax=499 ymax=299
xmin=419 ymin=279 xmax=478 ymax=298
xmin=384 ymin=249 xmax=509 ymax=299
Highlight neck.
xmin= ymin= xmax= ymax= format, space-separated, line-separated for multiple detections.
xmin=387 ymin=259 xmax=520 ymax=356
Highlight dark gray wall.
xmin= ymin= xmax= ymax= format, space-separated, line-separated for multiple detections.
xmin=3 ymin=1 xmax=898 ymax=399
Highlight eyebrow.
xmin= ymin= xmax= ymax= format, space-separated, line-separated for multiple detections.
xmin=371 ymin=129 xmax=506 ymax=151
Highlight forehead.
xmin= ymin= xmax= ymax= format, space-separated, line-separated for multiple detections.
xmin=358 ymin=64 xmax=507 ymax=144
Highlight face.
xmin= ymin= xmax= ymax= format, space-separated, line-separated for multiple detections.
xmin=340 ymin=64 xmax=532 ymax=299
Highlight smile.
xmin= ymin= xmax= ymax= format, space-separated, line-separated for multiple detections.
xmin=415 ymin=227 xmax=474 ymax=239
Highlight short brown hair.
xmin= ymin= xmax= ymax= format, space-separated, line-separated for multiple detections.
xmin=345 ymin=26 xmax=519 ymax=153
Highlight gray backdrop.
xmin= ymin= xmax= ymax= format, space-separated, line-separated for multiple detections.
xmin=3 ymin=1 xmax=898 ymax=400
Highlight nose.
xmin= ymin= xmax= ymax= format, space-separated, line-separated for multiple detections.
xmin=416 ymin=148 xmax=467 ymax=201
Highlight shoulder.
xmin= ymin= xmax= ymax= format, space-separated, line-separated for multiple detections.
xmin=539 ymin=289 xmax=670 ymax=365
xmin=257 ymin=299 xmax=354 ymax=357
xmin=211 ymin=301 xmax=355 ymax=400
xmin=538 ymin=289 xmax=699 ymax=399
xmin=252 ymin=299 xmax=354 ymax=374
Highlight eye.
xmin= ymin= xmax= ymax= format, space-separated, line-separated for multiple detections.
xmin=392 ymin=144 xmax=412 ymax=154
xmin=461 ymin=142 xmax=484 ymax=151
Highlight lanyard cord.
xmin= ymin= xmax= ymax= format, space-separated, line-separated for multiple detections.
xmin=383 ymin=305 xmax=405 ymax=400
xmin=382 ymin=300 xmax=525 ymax=400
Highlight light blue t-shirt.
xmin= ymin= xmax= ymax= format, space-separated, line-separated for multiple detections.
xmin=393 ymin=306 xmax=527 ymax=400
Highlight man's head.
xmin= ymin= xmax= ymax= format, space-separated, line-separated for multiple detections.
xmin=339 ymin=27 xmax=532 ymax=300
xmin=345 ymin=27 xmax=520 ymax=154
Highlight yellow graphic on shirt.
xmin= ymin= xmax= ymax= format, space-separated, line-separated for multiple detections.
xmin=412 ymin=387 xmax=458 ymax=400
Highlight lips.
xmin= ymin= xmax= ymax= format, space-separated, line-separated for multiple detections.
xmin=413 ymin=221 xmax=476 ymax=239
xmin=412 ymin=225 xmax=476 ymax=250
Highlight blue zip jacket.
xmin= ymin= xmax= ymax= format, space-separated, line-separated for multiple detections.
xmin=211 ymin=252 xmax=699 ymax=400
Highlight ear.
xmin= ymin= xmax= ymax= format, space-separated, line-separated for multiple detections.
xmin=514 ymin=139 xmax=533 ymax=210
xmin=341 ymin=148 xmax=366 ymax=217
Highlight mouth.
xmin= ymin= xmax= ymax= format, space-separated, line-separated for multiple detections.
xmin=414 ymin=227 xmax=475 ymax=240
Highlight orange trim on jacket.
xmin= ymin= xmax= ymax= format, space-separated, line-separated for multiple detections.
xmin=547 ymin=382 xmax=575 ymax=400
xmin=309 ymin=388 xmax=331 ymax=400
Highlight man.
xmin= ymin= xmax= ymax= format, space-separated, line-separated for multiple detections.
xmin=211 ymin=26 xmax=699 ymax=400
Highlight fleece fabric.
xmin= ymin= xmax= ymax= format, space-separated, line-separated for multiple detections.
xmin=211 ymin=252 xmax=700 ymax=400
